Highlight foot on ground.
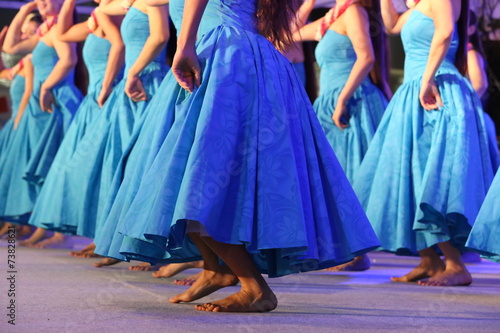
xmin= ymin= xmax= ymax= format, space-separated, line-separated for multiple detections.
xmin=194 ymin=288 xmax=277 ymax=312
xmin=30 ymin=233 xmax=71 ymax=249
xmin=174 ymin=272 xmax=202 ymax=286
xmin=69 ymin=243 xmax=101 ymax=258
xmin=19 ymin=228 xmax=48 ymax=246
xmin=94 ymin=258 xmax=121 ymax=268
xmin=324 ymin=255 xmax=371 ymax=272
xmin=391 ymin=259 xmax=446 ymax=283
xmin=152 ymin=261 xmax=203 ymax=278
xmin=169 ymin=267 xmax=238 ymax=303
xmin=129 ymin=262 xmax=163 ymax=271
xmin=418 ymin=268 xmax=472 ymax=286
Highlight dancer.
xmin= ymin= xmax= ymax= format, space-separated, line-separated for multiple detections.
xmin=292 ymin=0 xmax=390 ymax=272
xmin=27 ymin=0 xmax=125 ymax=250
xmin=466 ymin=10 xmax=499 ymax=171
xmin=0 ymin=0 xmax=83 ymax=240
xmin=354 ymin=0 xmax=494 ymax=286
xmin=95 ymin=0 xmax=379 ymax=312
xmin=28 ymin=0 xmax=170 ymax=254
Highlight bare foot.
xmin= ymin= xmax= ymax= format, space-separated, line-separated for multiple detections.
xmin=169 ymin=267 xmax=239 ymax=303
xmin=19 ymin=228 xmax=47 ymax=246
xmin=174 ymin=272 xmax=202 ymax=286
xmin=30 ymin=233 xmax=71 ymax=249
xmin=0 ymin=223 xmax=12 ymax=238
xmin=418 ymin=267 xmax=472 ymax=286
xmin=16 ymin=225 xmax=33 ymax=239
xmin=152 ymin=261 xmax=203 ymax=278
xmin=194 ymin=288 xmax=278 ymax=312
xmin=69 ymin=243 xmax=101 ymax=258
xmin=129 ymin=262 xmax=163 ymax=271
xmin=391 ymin=259 xmax=446 ymax=283
xmin=94 ymin=258 xmax=121 ymax=268
xmin=324 ymin=255 xmax=371 ymax=272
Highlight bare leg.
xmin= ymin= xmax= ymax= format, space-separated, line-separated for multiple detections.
xmin=69 ymin=242 xmax=102 ymax=258
xmin=94 ymin=258 xmax=121 ymax=268
xmin=19 ymin=227 xmax=47 ymax=246
xmin=193 ymin=236 xmax=277 ymax=312
xmin=152 ymin=261 xmax=203 ymax=278
xmin=174 ymin=271 xmax=202 ymax=286
xmin=30 ymin=232 xmax=71 ymax=249
xmin=323 ymin=255 xmax=371 ymax=272
xmin=169 ymin=233 xmax=238 ymax=304
xmin=391 ymin=247 xmax=446 ymax=282
xmin=419 ymin=241 xmax=472 ymax=286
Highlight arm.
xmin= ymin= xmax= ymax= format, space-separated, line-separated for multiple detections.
xmin=467 ymin=50 xmax=488 ymax=98
xmin=381 ymin=0 xmax=412 ymax=35
xmin=293 ymin=18 xmax=322 ymax=42
xmin=145 ymin=0 xmax=170 ymax=6
xmin=56 ymin=0 xmax=90 ymax=43
xmin=97 ymin=11 xmax=125 ymax=106
xmin=332 ymin=5 xmax=375 ymax=130
xmin=125 ymin=4 xmax=170 ymax=102
xmin=293 ymin=0 xmax=316 ymax=32
xmin=14 ymin=57 xmax=34 ymax=129
xmin=419 ymin=0 xmax=455 ymax=110
xmin=173 ymin=0 xmax=208 ymax=91
xmin=99 ymin=0 xmax=128 ymax=16
xmin=39 ymin=32 xmax=78 ymax=112
xmin=3 ymin=2 xmax=39 ymax=55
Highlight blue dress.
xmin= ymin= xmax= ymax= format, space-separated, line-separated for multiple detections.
xmin=28 ymin=7 xmax=168 ymax=238
xmin=0 ymin=74 xmax=25 ymax=155
xmin=28 ymin=34 xmax=121 ymax=231
xmin=353 ymin=10 xmax=494 ymax=255
xmin=313 ymin=30 xmax=388 ymax=183
xmin=95 ymin=0 xmax=380 ymax=278
xmin=466 ymin=172 xmax=500 ymax=262
xmin=0 ymin=41 xmax=82 ymax=222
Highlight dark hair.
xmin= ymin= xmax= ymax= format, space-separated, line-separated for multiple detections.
xmin=362 ymin=0 xmax=392 ymax=99
xmin=256 ymin=0 xmax=301 ymax=50
xmin=468 ymin=10 xmax=485 ymax=57
xmin=29 ymin=13 xmax=44 ymax=25
xmin=455 ymin=0 xmax=469 ymax=76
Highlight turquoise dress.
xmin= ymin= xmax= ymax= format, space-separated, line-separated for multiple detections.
xmin=466 ymin=172 xmax=500 ymax=262
xmin=28 ymin=34 xmax=121 ymax=231
xmin=95 ymin=0 xmax=380 ymax=278
xmin=0 ymin=74 xmax=25 ymax=155
xmin=313 ymin=30 xmax=388 ymax=183
xmin=28 ymin=7 xmax=168 ymax=238
xmin=0 ymin=41 xmax=82 ymax=222
xmin=353 ymin=10 xmax=494 ymax=255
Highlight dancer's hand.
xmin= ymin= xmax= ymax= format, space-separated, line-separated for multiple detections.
xmin=419 ymin=77 xmax=443 ymax=111
xmin=125 ymin=74 xmax=147 ymax=102
xmin=172 ymin=47 xmax=201 ymax=93
xmin=332 ymin=101 xmax=349 ymax=130
xmin=97 ymin=86 xmax=112 ymax=107
xmin=40 ymin=86 xmax=55 ymax=113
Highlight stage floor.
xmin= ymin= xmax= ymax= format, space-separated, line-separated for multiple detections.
xmin=1 ymin=237 xmax=500 ymax=332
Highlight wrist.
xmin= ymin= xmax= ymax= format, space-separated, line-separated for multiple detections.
xmin=41 ymin=84 xmax=52 ymax=91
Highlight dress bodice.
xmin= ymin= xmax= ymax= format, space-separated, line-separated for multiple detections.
xmin=315 ymin=30 xmax=365 ymax=93
xmin=83 ymin=34 xmax=113 ymax=91
xmin=31 ymin=40 xmax=75 ymax=86
xmin=121 ymin=7 xmax=167 ymax=73
xmin=198 ymin=0 xmax=258 ymax=36
xmin=401 ymin=10 xmax=459 ymax=83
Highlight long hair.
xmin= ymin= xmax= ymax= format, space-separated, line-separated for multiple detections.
xmin=256 ymin=0 xmax=301 ymax=51
xmin=361 ymin=0 xmax=392 ymax=100
xmin=468 ymin=10 xmax=485 ymax=57
xmin=455 ymin=0 xmax=469 ymax=76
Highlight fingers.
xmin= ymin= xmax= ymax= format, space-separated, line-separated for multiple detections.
xmin=332 ymin=114 xmax=348 ymax=131
xmin=173 ymin=70 xmax=194 ymax=92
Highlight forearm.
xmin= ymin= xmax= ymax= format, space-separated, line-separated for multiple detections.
xmin=294 ymin=0 xmax=316 ymax=32
xmin=127 ymin=36 xmax=167 ymax=77
xmin=338 ymin=58 xmax=374 ymax=104
xmin=422 ymin=32 xmax=452 ymax=82
xmin=41 ymin=58 xmax=76 ymax=90
xmin=177 ymin=0 xmax=208 ymax=49
xmin=59 ymin=23 xmax=90 ymax=43
xmin=101 ymin=43 xmax=124 ymax=92
xmin=99 ymin=0 xmax=128 ymax=16
xmin=3 ymin=11 xmax=28 ymax=53
xmin=56 ymin=0 xmax=76 ymax=38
